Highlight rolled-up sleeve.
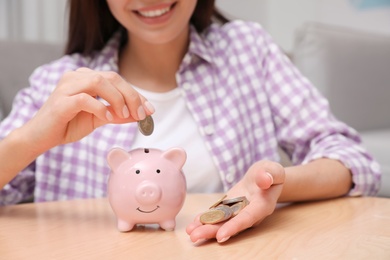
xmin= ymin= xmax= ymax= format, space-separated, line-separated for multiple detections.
xmin=262 ymin=29 xmax=381 ymax=196
xmin=0 ymin=162 xmax=36 ymax=205
xmin=302 ymin=131 xmax=381 ymax=196
xmin=0 ymin=65 xmax=51 ymax=205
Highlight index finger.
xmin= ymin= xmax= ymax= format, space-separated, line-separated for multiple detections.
xmin=215 ymin=201 xmax=265 ymax=243
xmin=186 ymin=214 xmax=202 ymax=235
xmin=100 ymin=71 xmax=155 ymax=120
xmin=70 ymin=68 xmax=130 ymax=119
xmin=186 ymin=214 xmax=224 ymax=243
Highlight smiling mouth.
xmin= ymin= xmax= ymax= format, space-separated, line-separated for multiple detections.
xmin=136 ymin=3 xmax=176 ymax=18
xmin=136 ymin=206 xmax=160 ymax=213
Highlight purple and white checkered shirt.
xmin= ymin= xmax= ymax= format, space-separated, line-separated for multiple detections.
xmin=0 ymin=21 xmax=381 ymax=205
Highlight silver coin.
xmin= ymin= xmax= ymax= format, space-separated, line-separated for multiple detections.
xmin=230 ymin=201 xmax=246 ymax=217
xmin=138 ymin=115 xmax=154 ymax=136
xmin=222 ymin=196 xmax=248 ymax=206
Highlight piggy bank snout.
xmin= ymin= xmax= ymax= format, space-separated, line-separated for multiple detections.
xmin=135 ymin=181 xmax=162 ymax=205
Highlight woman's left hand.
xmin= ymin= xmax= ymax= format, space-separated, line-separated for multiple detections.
xmin=186 ymin=160 xmax=285 ymax=243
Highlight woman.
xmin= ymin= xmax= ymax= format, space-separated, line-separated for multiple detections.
xmin=0 ymin=0 xmax=380 ymax=243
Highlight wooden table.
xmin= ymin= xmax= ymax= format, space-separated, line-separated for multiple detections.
xmin=0 ymin=194 xmax=389 ymax=259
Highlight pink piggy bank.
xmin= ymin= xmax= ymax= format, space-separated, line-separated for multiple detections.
xmin=106 ymin=147 xmax=187 ymax=232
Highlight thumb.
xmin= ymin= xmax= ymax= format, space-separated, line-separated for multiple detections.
xmin=249 ymin=161 xmax=285 ymax=190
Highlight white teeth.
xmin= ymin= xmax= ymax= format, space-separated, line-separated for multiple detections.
xmin=138 ymin=6 xmax=171 ymax=18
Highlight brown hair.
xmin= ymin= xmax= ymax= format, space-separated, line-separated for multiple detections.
xmin=65 ymin=0 xmax=228 ymax=56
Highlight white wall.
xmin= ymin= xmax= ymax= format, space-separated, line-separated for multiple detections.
xmin=1 ymin=0 xmax=389 ymax=50
xmin=317 ymin=0 xmax=390 ymax=34
xmin=0 ymin=0 xmax=67 ymax=43
xmin=216 ymin=0 xmax=317 ymax=52
xmin=215 ymin=0 xmax=268 ymax=26
xmin=217 ymin=0 xmax=390 ymax=52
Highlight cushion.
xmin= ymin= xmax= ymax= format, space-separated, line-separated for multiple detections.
xmin=293 ymin=22 xmax=390 ymax=132
xmin=0 ymin=41 xmax=63 ymax=117
xmin=0 ymin=102 xmax=3 ymax=120
xmin=360 ymin=130 xmax=390 ymax=197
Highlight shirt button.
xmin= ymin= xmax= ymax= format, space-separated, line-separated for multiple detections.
xmin=182 ymin=82 xmax=191 ymax=90
xmin=226 ymin=171 xmax=235 ymax=183
xmin=204 ymin=125 xmax=214 ymax=135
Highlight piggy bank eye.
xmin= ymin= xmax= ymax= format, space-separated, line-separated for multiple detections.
xmin=156 ymin=169 xmax=161 ymax=174
xmin=135 ymin=169 xmax=141 ymax=174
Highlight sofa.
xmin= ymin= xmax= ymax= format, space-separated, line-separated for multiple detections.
xmin=293 ymin=22 xmax=390 ymax=197
xmin=0 ymin=41 xmax=63 ymax=119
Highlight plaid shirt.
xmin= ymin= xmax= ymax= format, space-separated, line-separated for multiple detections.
xmin=0 ymin=21 xmax=381 ymax=205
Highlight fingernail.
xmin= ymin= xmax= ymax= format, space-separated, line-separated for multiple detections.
xmin=122 ymin=105 xmax=130 ymax=118
xmin=218 ymin=236 xmax=230 ymax=243
xmin=266 ymin=172 xmax=274 ymax=185
xmin=106 ymin=111 xmax=114 ymax=121
xmin=144 ymin=101 xmax=155 ymax=113
xmin=137 ymin=106 xmax=146 ymax=120
xmin=194 ymin=238 xmax=206 ymax=244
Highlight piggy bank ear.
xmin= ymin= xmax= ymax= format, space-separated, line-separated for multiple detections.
xmin=107 ymin=148 xmax=131 ymax=172
xmin=161 ymin=147 xmax=187 ymax=170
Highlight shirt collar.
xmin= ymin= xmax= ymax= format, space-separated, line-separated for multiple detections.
xmin=187 ymin=25 xmax=213 ymax=64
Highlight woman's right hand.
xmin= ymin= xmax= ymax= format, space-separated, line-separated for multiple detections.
xmin=22 ymin=67 xmax=154 ymax=154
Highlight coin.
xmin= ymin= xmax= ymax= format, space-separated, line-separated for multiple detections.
xmin=208 ymin=195 xmax=227 ymax=209
xmin=230 ymin=201 xmax=246 ymax=217
xmin=200 ymin=195 xmax=249 ymax=225
xmin=138 ymin=115 xmax=154 ymax=136
xmin=222 ymin=196 xmax=248 ymax=206
xmin=200 ymin=205 xmax=233 ymax=224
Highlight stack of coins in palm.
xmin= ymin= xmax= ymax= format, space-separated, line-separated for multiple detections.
xmin=200 ymin=195 xmax=249 ymax=225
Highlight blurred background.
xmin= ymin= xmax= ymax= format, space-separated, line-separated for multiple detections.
xmin=0 ymin=0 xmax=389 ymax=51
xmin=0 ymin=0 xmax=389 ymax=197
xmin=0 ymin=0 xmax=67 ymax=43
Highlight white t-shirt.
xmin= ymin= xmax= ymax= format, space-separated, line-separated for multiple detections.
xmin=132 ymin=86 xmax=223 ymax=193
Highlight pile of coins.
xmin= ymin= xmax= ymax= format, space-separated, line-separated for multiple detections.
xmin=200 ymin=195 xmax=249 ymax=225
xmin=138 ymin=115 xmax=154 ymax=136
